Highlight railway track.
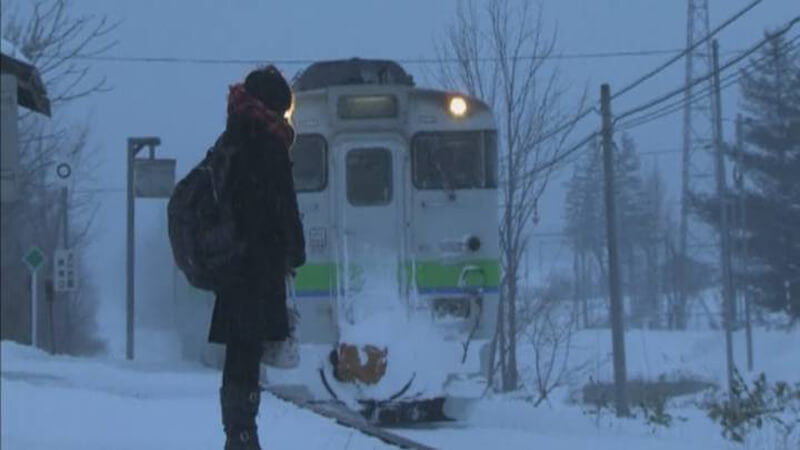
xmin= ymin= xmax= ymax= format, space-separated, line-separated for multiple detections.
xmin=263 ymin=384 xmax=436 ymax=450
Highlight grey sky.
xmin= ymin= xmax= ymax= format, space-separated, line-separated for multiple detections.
xmin=50 ymin=0 xmax=796 ymax=352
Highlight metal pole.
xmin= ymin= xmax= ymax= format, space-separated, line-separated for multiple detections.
xmin=62 ymin=187 xmax=69 ymax=349
xmin=31 ymin=270 xmax=38 ymax=348
xmin=736 ymin=114 xmax=753 ymax=371
xmin=712 ymin=40 xmax=737 ymax=397
xmin=47 ymin=279 xmax=55 ymax=353
xmin=126 ymin=140 xmax=135 ymax=360
xmin=51 ymin=186 xmax=70 ymax=354
xmin=601 ymin=84 xmax=629 ymax=417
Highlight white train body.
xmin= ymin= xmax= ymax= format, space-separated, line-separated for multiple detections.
xmin=289 ymin=61 xmax=498 ymax=359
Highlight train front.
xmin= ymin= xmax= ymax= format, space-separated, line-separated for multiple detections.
xmin=269 ymin=59 xmax=499 ymax=424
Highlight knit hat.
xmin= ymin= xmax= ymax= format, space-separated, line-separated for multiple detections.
xmin=243 ymin=65 xmax=292 ymax=114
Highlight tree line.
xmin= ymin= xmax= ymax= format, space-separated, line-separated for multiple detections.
xmin=563 ymin=33 xmax=799 ymax=330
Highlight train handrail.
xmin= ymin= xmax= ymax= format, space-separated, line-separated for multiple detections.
xmin=457 ymin=264 xmax=486 ymax=293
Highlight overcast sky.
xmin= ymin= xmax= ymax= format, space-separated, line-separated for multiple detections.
xmin=30 ymin=0 xmax=796 ymax=353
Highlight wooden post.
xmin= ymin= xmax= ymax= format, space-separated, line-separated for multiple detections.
xmin=601 ymin=84 xmax=629 ymax=417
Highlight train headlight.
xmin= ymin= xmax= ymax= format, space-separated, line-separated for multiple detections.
xmin=448 ymin=96 xmax=468 ymax=117
xmin=284 ymin=101 xmax=294 ymax=122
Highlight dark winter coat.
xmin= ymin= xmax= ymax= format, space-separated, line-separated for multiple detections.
xmin=207 ymin=86 xmax=305 ymax=345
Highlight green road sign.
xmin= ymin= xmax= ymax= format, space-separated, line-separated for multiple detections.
xmin=23 ymin=246 xmax=45 ymax=272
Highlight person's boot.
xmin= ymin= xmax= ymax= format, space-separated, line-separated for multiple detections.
xmin=220 ymin=384 xmax=262 ymax=450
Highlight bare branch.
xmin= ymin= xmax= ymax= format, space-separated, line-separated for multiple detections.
xmin=435 ymin=0 xmax=588 ymax=392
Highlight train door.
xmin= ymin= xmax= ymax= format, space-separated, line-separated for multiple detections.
xmin=333 ymin=138 xmax=407 ymax=324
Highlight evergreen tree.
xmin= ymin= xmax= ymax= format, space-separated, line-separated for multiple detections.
xmin=615 ymin=134 xmax=646 ymax=314
xmin=564 ymin=140 xmax=605 ymax=262
xmin=699 ymin=33 xmax=800 ymax=319
xmin=564 ymin=134 xmax=649 ymax=325
xmin=564 ymin=140 xmax=605 ymax=326
xmin=635 ymin=164 xmax=667 ymax=326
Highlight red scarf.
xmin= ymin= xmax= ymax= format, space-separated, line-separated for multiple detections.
xmin=227 ymin=83 xmax=294 ymax=148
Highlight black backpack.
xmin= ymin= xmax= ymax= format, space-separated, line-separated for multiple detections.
xmin=167 ymin=148 xmax=243 ymax=291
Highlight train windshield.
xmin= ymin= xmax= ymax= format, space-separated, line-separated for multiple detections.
xmin=291 ymin=134 xmax=327 ymax=192
xmin=346 ymin=148 xmax=393 ymax=206
xmin=412 ymin=131 xmax=497 ymax=190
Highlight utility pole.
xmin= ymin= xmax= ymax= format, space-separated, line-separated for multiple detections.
xmin=601 ymin=84 xmax=629 ymax=417
xmin=735 ymin=114 xmax=754 ymax=371
xmin=711 ymin=40 xmax=737 ymax=398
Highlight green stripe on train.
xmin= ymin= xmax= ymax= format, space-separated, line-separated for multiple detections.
xmin=293 ymin=259 xmax=500 ymax=291
xmin=292 ymin=263 xmax=336 ymax=292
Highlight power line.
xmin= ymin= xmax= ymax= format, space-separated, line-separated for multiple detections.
xmin=522 ymin=131 xmax=599 ymax=179
xmin=613 ymin=16 xmax=800 ymax=126
xmin=524 ymin=21 xmax=797 ymax=180
xmin=619 ymin=71 xmax=738 ymax=131
xmin=629 ymin=34 xmax=799 ymax=129
xmin=618 ymin=34 xmax=799 ymax=131
xmin=46 ymin=48 xmax=753 ymax=67
xmin=507 ymin=1 xmax=767 ymax=166
xmin=610 ymin=0 xmax=763 ymax=100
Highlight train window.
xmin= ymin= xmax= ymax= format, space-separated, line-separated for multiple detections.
xmin=346 ymin=148 xmax=393 ymax=206
xmin=291 ymin=135 xmax=327 ymax=192
xmin=485 ymin=131 xmax=498 ymax=188
xmin=412 ymin=131 xmax=497 ymax=190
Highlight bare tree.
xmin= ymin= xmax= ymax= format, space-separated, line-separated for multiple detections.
xmin=517 ymin=286 xmax=588 ymax=406
xmin=435 ymin=0 xmax=586 ymax=391
xmin=1 ymin=0 xmax=116 ymax=354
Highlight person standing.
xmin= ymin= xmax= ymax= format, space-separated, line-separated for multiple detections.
xmin=206 ymin=66 xmax=305 ymax=450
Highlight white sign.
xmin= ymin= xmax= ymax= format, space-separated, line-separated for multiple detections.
xmin=54 ymin=249 xmax=77 ymax=292
xmin=134 ymin=158 xmax=176 ymax=198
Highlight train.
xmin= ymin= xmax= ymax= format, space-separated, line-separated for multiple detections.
xmin=176 ymin=58 xmax=500 ymax=424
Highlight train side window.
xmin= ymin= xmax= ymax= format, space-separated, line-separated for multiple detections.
xmin=346 ymin=148 xmax=393 ymax=206
xmin=484 ymin=131 xmax=498 ymax=188
xmin=412 ymin=131 xmax=495 ymax=190
xmin=292 ymin=134 xmax=328 ymax=192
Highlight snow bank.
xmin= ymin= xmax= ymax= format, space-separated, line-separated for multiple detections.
xmin=535 ymin=328 xmax=800 ymax=389
xmin=396 ymin=327 xmax=800 ymax=450
xmin=402 ymin=398 xmax=730 ymax=450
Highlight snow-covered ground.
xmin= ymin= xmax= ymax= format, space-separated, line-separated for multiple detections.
xmin=0 ymin=341 xmax=392 ymax=450
xmin=399 ymin=327 xmax=800 ymax=450
xmin=2 ymin=327 xmax=797 ymax=449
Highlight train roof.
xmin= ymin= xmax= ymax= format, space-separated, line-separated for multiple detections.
xmin=292 ymin=58 xmax=415 ymax=92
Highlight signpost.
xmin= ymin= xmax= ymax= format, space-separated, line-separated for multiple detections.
xmin=23 ymin=246 xmax=45 ymax=348
xmin=126 ymin=137 xmax=174 ymax=360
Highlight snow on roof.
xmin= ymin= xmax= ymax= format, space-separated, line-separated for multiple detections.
xmin=1 ymin=37 xmax=31 ymax=65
